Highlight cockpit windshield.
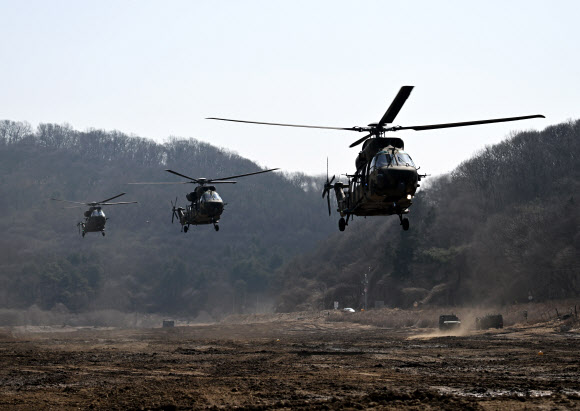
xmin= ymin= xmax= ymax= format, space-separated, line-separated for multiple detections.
xmin=202 ymin=191 xmax=222 ymax=202
xmin=91 ymin=209 xmax=105 ymax=217
xmin=371 ymin=150 xmax=416 ymax=168
xmin=371 ymin=152 xmax=395 ymax=168
xmin=395 ymin=151 xmax=415 ymax=167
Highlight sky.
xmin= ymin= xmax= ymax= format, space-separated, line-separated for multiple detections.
xmin=1 ymin=1 xmax=578 ymax=179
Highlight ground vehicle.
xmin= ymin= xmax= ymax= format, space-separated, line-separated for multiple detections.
xmin=439 ymin=314 xmax=461 ymax=330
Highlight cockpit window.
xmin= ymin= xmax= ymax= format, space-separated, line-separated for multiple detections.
xmin=202 ymin=191 xmax=222 ymax=201
xmin=91 ymin=209 xmax=105 ymax=217
xmin=371 ymin=152 xmax=395 ymax=168
xmin=395 ymin=151 xmax=415 ymax=167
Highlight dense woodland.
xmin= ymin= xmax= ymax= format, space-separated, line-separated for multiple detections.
xmin=0 ymin=119 xmax=578 ymax=319
xmin=0 ymin=120 xmax=334 ymax=318
xmin=275 ymin=120 xmax=580 ymax=312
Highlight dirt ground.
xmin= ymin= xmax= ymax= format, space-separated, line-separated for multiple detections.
xmin=0 ymin=312 xmax=578 ymax=410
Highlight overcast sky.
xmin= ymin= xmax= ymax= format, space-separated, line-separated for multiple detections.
xmin=1 ymin=1 xmax=578 ymax=178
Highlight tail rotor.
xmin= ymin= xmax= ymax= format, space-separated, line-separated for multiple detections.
xmin=322 ymin=158 xmax=335 ymax=216
xmin=170 ymin=197 xmax=178 ymax=224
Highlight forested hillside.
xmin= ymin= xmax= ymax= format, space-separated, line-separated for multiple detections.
xmin=2 ymin=119 xmax=578 ymax=319
xmin=274 ymin=120 xmax=580 ymax=312
xmin=0 ymin=120 xmax=334 ymax=318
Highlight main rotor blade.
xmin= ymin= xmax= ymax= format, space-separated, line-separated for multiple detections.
xmin=99 ymin=193 xmax=126 ymax=203
xmin=390 ymin=114 xmax=545 ymax=132
xmin=51 ymin=198 xmax=87 ymax=205
xmin=349 ymin=133 xmax=372 ymax=148
xmin=99 ymin=201 xmax=138 ymax=206
xmin=165 ymin=169 xmax=199 ymax=182
xmin=210 ymin=168 xmax=279 ymax=182
xmin=207 ymin=118 xmax=362 ymax=132
xmin=327 ymin=195 xmax=331 ymax=216
xmin=128 ymin=182 xmax=191 ymax=185
xmin=378 ymin=86 xmax=414 ymax=127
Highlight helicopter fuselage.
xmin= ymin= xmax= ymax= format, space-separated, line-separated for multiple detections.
xmin=79 ymin=207 xmax=107 ymax=235
xmin=328 ymin=137 xmax=421 ymax=232
xmin=175 ymin=185 xmax=225 ymax=231
xmin=349 ymin=164 xmax=417 ymax=217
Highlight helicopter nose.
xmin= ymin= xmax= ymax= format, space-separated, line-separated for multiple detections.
xmin=206 ymin=201 xmax=224 ymax=215
xmin=377 ymin=167 xmax=418 ymax=194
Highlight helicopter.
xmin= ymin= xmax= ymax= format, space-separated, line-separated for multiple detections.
xmin=51 ymin=193 xmax=138 ymax=237
xmin=130 ymin=168 xmax=278 ymax=232
xmin=208 ymin=85 xmax=544 ymax=231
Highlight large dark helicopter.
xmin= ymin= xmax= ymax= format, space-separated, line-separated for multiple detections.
xmin=208 ymin=86 xmax=544 ymax=231
xmin=51 ymin=193 xmax=137 ymax=237
xmin=130 ymin=168 xmax=278 ymax=232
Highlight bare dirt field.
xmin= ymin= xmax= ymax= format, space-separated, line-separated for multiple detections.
xmin=0 ymin=312 xmax=579 ymax=410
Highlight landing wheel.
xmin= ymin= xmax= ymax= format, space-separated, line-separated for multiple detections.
xmin=102 ymin=231 xmax=106 ymax=237
xmin=183 ymin=225 xmax=189 ymax=233
xmin=214 ymin=224 xmax=219 ymax=232
xmin=401 ymin=217 xmax=410 ymax=231
xmin=338 ymin=217 xmax=346 ymax=232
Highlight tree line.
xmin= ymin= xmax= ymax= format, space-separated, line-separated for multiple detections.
xmin=2 ymin=118 xmax=577 ymax=317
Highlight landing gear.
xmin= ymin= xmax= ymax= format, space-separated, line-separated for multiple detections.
xmin=338 ymin=217 xmax=346 ymax=232
xmin=101 ymin=231 xmax=106 ymax=237
xmin=214 ymin=224 xmax=219 ymax=232
xmin=399 ymin=215 xmax=410 ymax=231
xmin=82 ymin=232 xmax=85 ymax=238
xmin=183 ymin=225 xmax=189 ymax=233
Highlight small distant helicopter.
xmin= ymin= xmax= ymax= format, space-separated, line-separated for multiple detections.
xmin=51 ymin=193 xmax=137 ymax=237
xmin=130 ymin=168 xmax=278 ymax=232
xmin=208 ymin=86 xmax=544 ymax=231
